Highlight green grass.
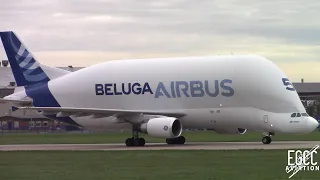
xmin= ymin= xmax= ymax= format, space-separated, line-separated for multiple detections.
xmin=0 ymin=131 xmax=319 ymax=145
xmin=0 ymin=150 xmax=319 ymax=180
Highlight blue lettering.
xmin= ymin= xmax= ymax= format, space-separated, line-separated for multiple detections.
xmin=170 ymin=81 xmax=176 ymax=98
xmin=122 ymin=83 xmax=131 ymax=95
xmin=175 ymin=81 xmax=189 ymax=97
xmin=220 ymin=79 xmax=234 ymax=97
xmin=132 ymin=83 xmax=142 ymax=94
xmin=155 ymin=82 xmax=171 ymax=98
xmin=142 ymin=83 xmax=153 ymax=94
xmin=105 ymin=83 xmax=113 ymax=95
xmin=95 ymin=79 xmax=234 ymax=98
xmin=190 ymin=81 xmax=204 ymax=97
xmin=114 ymin=83 xmax=122 ymax=95
xmin=205 ymin=80 xmax=219 ymax=97
xmin=95 ymin=84 xmax=104 ymax=95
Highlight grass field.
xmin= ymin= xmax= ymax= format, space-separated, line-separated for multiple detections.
xmin=0 ymin=150 xmax=319 ymax=180
xmin=0 ymin=131 xmax=319 ymax=145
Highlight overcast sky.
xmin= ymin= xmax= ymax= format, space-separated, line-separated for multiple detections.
xmin=1 ymin=0 xmax=320 ymax=81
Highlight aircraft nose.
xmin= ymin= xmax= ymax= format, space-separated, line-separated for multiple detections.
xmin=307 ymin=117 xmax=319 ymax=132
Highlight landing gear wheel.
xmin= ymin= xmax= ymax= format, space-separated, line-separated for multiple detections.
xmin=262 ymin=136 xmax=272 ymax=144
xmin=133 ymin=138 xmax=140 ymax=146
xmin=125 ymin=137 xmax=145 ymax=147
xmin=125 ymin=138 xmax=133 ymax=146
xmin=166 ymin=136 xmax=186 ymax=145
xmin=178 ymin=136 xmax=186 ymax=144
xmin=138 ymin=138 xmax=145 ymax=146
xmin=166 ymin=138 xmax=173 ymax=144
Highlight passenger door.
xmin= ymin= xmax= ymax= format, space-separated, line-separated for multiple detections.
xmin=263 ymin=115 xmax=268 ymax=124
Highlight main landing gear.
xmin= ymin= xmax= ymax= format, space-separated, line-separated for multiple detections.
xmin=166 ymin=136 xmax=186 ymax=145
xmin=125 ymin=130 xmax=145 ymax=147
xmin=262 ymin=132 xmax=274 ymax=144
xmin=125 ymin=125 xmax=186 ymax=147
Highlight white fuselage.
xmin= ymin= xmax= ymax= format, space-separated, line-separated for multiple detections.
xmin=11 ymin=55 xmax=318 ymax=134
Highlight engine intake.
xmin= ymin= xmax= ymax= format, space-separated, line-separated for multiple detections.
xmin=140 ymin=117 xmax=182 ymax=138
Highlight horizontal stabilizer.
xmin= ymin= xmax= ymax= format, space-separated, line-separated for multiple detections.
xmin=0 ymin=98 xmax=33 ymax=106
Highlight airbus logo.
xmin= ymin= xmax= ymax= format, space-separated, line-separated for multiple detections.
xmin=163 ymin=125 xmax=169 ymax=131
xmin=95 ymin=79 xmax=234 ymax=98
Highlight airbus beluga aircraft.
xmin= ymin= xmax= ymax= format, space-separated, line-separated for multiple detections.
xmin=0 ymin=31 xmax=318 ymax=147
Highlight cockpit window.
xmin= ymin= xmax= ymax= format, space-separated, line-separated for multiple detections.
xmin=291 ymin=112 xmax=309 ymax=118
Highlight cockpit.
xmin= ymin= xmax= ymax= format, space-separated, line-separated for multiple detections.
xmin=287 ymin=112 xmax=318 ymax=133
xmin=290 ymin=113 xmax=309 ymax=117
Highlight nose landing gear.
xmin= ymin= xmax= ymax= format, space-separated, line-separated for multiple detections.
xmin=262 ymin=136 xmax=271 ymax=144
xmin=262 ymin=132 xmax=274 ymax=144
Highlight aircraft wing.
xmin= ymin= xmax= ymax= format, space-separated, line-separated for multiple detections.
xmin=18 ymin=106 xmax=187 ymax=119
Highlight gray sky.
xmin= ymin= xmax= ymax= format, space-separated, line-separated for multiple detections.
xmin=1 ymin=0 xmax=320 ymax=81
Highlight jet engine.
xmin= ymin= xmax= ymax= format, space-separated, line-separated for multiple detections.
xmin=139 ymin=117 xmax=183 ymax=138
xmin=213 ymin=128 xmax=247 ymax=135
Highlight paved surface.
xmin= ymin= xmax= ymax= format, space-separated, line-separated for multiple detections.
xmin=0 ymin=141 xmax=319 ymax=151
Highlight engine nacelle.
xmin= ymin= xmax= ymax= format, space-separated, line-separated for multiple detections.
xmin=140 ymin=117 xmax=183 ymax=138
xmin=214 ymin=128 xmax=247 ymax=135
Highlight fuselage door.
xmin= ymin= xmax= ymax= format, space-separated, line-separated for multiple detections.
xmin=263 ymin=115 xmax=268 ymax=123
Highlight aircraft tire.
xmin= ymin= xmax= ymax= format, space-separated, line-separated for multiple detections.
xmin=125 ymin=138 xmax=133 ymax=146
xmin=138 ymin=138 xmax=145 ymax=146
xmin=262 ymin=136 xmax=272 ymax=144
xmin=166 ymin=138 xmax=173 ymax=144
xmin=166 ymin=136 xmax=186 ymax=145
xmin=178 ymin=136 xmax=186 ymax=144
xmin=125 ymin=138 xmax=145 ymax=146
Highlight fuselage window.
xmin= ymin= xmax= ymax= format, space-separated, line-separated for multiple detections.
xmin=297 ymin=113 xmax=301 ymax=117
xmin=291 ymin=113 xmax=296 ymax=117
